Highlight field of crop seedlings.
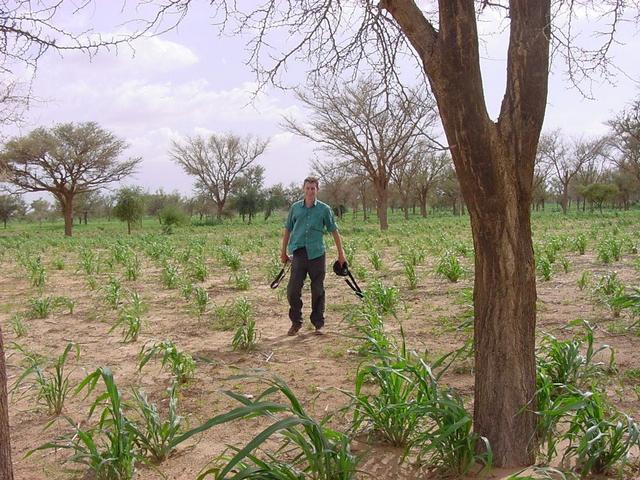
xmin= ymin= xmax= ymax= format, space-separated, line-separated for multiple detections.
xmin=2 ymin=209 xmax=640 ymax=480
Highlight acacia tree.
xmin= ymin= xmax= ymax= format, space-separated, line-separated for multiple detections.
xmin=412 ymin=148 xmax=450 ymax=217
xmin=538 ymin=130 xmax=606 ymax=214
xmin=0 ymin=122 xmax=140 ymax=236
xmin=607 ymin=98 xmax=640 ymax=183
xmin=0 ymin=194 xmax=24 ymax=228
xmin=312 ymin=159 xmax=356 ymax=219
xmin=113 ymin=186 xmax=146 ymax=234
xmin=285 ymin=80 xmax=440 ymax=230
xmin=171 ymin=133 xmax=268 ymax=219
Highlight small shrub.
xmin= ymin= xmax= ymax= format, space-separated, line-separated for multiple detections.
xmin=231 ymin=318 xmax=259 ymax=351
xmin=403 ymin=259 xmax=418 ymax=290
xmin=436 ymin=251 xmax=464 ymax=282
xmin=161 ymin=262 xmax=180 ymax=289
xmin=192 ymin=286 xmax=209 ymax=315
xmin=230 ymin=270 xmax=250 ymax=290
xmin=111 ymin=292 xmax=146 ymax=342
xmin=128 ymin=384 xmax=183 ymax=463
xmin=104 ymin=276 xmax=124 ymax=309
xmin=536 ymin=255 xmax=552 ymax=281
xmin=139 ymin=340 xmax=196 ymax=384
xmin=9 ymin=313 xmax=28 ymax=337
xmin=573 ymin=233 xmax=587 ymax=255
xmin=577 ymin=271 xmax=590 ymax=290
xmin=13 ymin=342 xmax=79 ymax=415
xmin=369 ymin=250 xmax=382 ymax=271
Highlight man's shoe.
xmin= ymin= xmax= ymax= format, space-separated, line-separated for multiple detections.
xmin=288 ymin=323 xmax=302 ymax=336
xmin=314 ymin=327 xmax=324 ymax=336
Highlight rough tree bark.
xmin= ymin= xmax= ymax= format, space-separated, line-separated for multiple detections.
xmin=382 ymin=0 xmax=549 ymax=466
xmin=0 ymin=327 xmax=13 ymax=480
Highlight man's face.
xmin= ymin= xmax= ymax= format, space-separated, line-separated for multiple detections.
xmin=303 ymin=181 xmax=318 ymax=202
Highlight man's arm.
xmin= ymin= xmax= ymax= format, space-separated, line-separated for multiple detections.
xmin=331 ymin=229 xmax=347 ymax=265
xmin=281 ymin=228 xmax=291 ymax=264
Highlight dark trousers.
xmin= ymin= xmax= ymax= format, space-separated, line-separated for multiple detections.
xmin=287 ymin=248 xmax=326 ymax=328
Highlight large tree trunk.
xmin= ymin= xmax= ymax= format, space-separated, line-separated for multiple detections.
xmin=419 ymin=189 xmax=428 ymax=217
xmin=0 ymin=327 xmax=14 ymax=480
xmin=382 ymin=0 xmax=549 ymax=467
xmin=374 ymin=182 xmax=389 ymax=230
xmin=60 ymin=194 xmax=74 ymax=237
xmin=560 ymin=187 xmax=569 ymax=214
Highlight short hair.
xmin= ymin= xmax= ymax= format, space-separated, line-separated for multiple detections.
xmin=303 ymin=176 xmax=319 ymax=188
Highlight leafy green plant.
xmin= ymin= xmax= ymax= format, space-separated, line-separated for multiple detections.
xmin=436 ymin=250 xmax=464 ymax=282
xmin=231 ymin=318 xmax=259 ymax=351
xmin=368 ymin=250 xmax=382 ymax=270
xmin=577 ymin=270 xmax=590 ymax=290
xmin=173 ymin=374 xmax=360 ymax=480
xmin=597 ymin=236 xmax=622 ymax=264
xmin=161 ymin=262 xmax=180 ymax=289
xmin=52 ymin=257 xmax=65 ymax=270
xmin=139 ymin=340 xmax=196 ymax=384
xmin=192 ymin=286 xmax=209 ymax=315
xmin=402 ymin=259 xmax=418 ymax=290
xmin=343 ymin=240 xmax=356 ymax=267
xmin=218 ymin=245 xmax=242 ymax=271
xmin=79 ymin=247 xmax=99 ymax=275
xmin=573 ymin=233 xmax=587 ymax=255
xmin=127 ymin=383 xmax=183 ymax=463
xmin=103 ymin=276 xmax=124 ymax=309
xmin=124 ymin=254 xmax=141 ymax=281
xmin=558 ymin=256 xmax=570 ymax=274
xmin=230 ymin=270 xmax=250 ymax=290
xmin=32 ymin=367 xmax=138 ymax=479
xmin=9 ymin=313 xmax=28 ymax=337
xmin=212 ymin=297 xmax=253 ymax=331
xmin=14 ymin=342 xmax=79 ymax=415
xmin=593 ymin=272 xmax=626 ymax=316
xmin=26 ymin=255 xmax=46 ymax=288
xmin=189 ymin=258 xmax=208 ymax=282
xmin=563 ymin=391 xmax=640 ymax=476
xmin=180 ymin=282 xmax=194 ymax=300
xmin=111 ymin=292 xmax=146 ymax=342
xmin=537 ymin=322 xmax=614 ymax=392
xmin=536 ymin=254 xmax=552 ymax=281
xmin=348 ymin=356 xmax=429 ymax=447
xmin=27 ymin=295 xmax=74 ymax=319
xmin=363 ymin=280 xmax=399 ymax=317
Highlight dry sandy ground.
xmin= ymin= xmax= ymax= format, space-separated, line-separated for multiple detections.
xmin=1 ymin=238 xmax=640 ymax=480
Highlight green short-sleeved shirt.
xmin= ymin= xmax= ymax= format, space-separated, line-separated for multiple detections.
xmin=284 ymin=199 xmax=338 ymax=260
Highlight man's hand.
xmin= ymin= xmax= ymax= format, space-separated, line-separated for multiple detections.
xmin=280 ymin=251 xmax=290 ymax=264
xmin=338 ymin=252 xmax=346 ymax=266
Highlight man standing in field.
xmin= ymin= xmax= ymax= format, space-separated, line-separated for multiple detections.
xmin=280 ymin=176 xmax=346 ymax=336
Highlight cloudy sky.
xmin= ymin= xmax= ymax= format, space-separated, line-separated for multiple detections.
xmin=8 ymin=2 xmax=640 ymax=198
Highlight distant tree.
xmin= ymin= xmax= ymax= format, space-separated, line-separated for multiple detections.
xmin=232 ymin=165 xmax=266 ymax=224
xmin=171 ymin=133 xmax=268 ymax=219
xmin=411 ymin=150 xmax=450 ymax=218
xmin=282 ymin=182 xmax=301 ymax=207
xmin=0 ymin=122 xmax=140 ymax=236
xmin=312 ymin=159 xmax=354 ymax=219
xmin=113 ymin=187 xmax=146 ymax=235
xmin=285 ymin=79 xmax=440 ymax=230
xmin=28 ymin=199 xmax=52 ymax=223
xmin=0 ymin=194 xmax=24 ymax=228
xmin=538 ymin=130 xmax=606 ymax=214
xmin=607 ymin=98 xmax=640 ymax=183
xmin=263 ymin=183 xmax=288 ymax=220
xmin=158 ymin=203 xmax=189 ymax=233
xmin=581 ymin=183 xmax=619 ymax=213
xmin=73 ymin=190 xmax=105 ymax=225
xmin=145 ymin=189 xmax=183 ymax=223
